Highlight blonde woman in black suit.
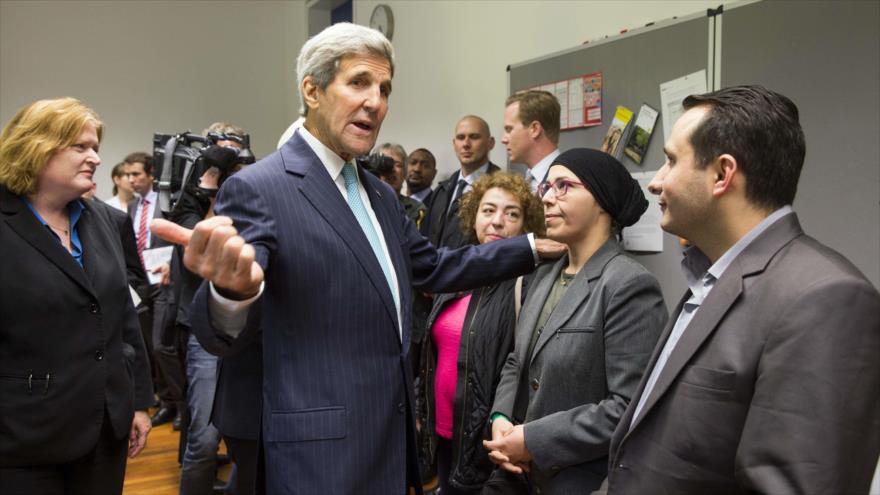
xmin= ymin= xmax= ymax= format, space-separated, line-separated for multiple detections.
xmin=0 ymin=97 xmax=153 ymax=493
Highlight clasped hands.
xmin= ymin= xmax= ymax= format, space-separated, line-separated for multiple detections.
xmin=483 ymin=417 xmax=532 ymax=474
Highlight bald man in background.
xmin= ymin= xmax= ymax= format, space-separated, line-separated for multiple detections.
xmin=424 ymin=115 xmax=500 ymax=249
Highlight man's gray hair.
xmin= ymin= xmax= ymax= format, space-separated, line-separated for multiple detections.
xmin=296 ymin=22 xmax=395 ymax=116
xmin=376 ymin=142 xmax=407 ymax=163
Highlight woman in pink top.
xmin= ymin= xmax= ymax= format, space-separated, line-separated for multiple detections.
xmin=416 ymin=173 xmax=545 ymax=494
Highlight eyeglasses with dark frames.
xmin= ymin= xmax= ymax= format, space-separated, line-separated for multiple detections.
xmin=537 ymin=178 xmax=586 ymax=198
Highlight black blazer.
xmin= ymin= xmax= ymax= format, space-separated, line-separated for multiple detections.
xmin=424 ymin=164 xmax=500 ymax=249
xmin=419 ymin=189 xmax=434 ymax=212
xmin=92 ymin=199 xmax=150 ymax=304
xmin=0 ymin=185 xmax=153 ymax=467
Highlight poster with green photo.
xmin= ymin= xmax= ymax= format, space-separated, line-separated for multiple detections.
xmin=624 ymin=104 xmax=659 ymax=165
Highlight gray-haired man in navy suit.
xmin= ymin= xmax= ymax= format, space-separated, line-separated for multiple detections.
xmin=154 ymin=22 xmax=563 ymax=494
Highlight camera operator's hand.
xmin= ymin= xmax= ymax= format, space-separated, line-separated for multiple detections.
xmin=151 ymin=217 xmax=263 ymax=300
xmin=202 ymin=145 xmax=241 ymax=172
xmin=199 ymin=167 xmax=221 ymax=190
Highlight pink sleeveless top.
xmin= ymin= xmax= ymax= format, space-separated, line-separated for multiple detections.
xmin=431 ymin=294 xmax=472 ymax=439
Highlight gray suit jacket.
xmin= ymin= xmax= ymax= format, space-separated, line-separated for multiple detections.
xmin=492 ymin=238 xmax=667 ymax=494
xmin=606 ymin=213 xmax=880 ymax=494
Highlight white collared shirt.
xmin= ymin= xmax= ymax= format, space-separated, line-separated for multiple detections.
xmin=409 ymin=186 xmax=432 ymax=204
xmin=133 ymin=189 xmax=158 ymax=247
xmin=527 ymin=149 xmax=560 ymax=192
xmin=446 ymin=162 xmax=491 ymax=215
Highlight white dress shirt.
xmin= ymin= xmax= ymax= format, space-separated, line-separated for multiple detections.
xmin=446 ymin=162 xmax=491 ymax=215
xmin=133 ymin=190 xmax=158 ymax=247
xmin=409 ymin=186 xmax=432 ymax=204
xmin=527 ymin=149 xmax=560 ymax=192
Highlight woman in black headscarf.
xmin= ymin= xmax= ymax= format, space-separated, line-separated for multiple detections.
xmin=483 ymin=148 xmax=668 ymax=494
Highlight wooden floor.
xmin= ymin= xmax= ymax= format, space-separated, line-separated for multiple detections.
xmin=123 ymin=410 xmax=230 ymax=495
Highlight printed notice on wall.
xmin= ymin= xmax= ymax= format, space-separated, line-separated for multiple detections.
xmin=659 ymin=69 xmax=706 ymax=142
xmin=622 ymin=171 xmax=663 ymax=252
xmin=528 ymin=71 xmax=602 ymax=130
xmin=554 ymin=80 xmax=570 ymax=129
xmin=582 ymin=72 xmax=603 ymax=127
xmin=567 ymin=78 xmax=584 ymax=128
xmin=601 ymin=106 xmax=634 ymax=158
xmin=623 ymin=104 xmax=659 ymax=165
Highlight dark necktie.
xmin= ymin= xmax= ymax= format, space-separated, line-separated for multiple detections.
xmin=447 ymin=179 xmax=469 ymax=219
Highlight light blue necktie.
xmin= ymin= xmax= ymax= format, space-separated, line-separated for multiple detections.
xmin=341 ymin=163 xmax=400 ymax=314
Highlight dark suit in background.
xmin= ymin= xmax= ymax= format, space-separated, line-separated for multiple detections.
xmin=190 ymin=132 xmax=536 ymax=494
xmin=0 ymin=185 xmax=153 ymax=490
xmin=606 ymin=213 xmax=880 ymax=494
xmin=424 ymin=164 xmax=500 ymax=250
xmin=414 ymin=188 xmax=434 ymax=215
xmin=129 ymin=194 xmax=184 ymax=413
xmin=91 ymin=198 xmax=149 ymax=302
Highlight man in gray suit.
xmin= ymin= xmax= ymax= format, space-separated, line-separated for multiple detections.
xmin=605 ymin=85 xmax=880 ymax=494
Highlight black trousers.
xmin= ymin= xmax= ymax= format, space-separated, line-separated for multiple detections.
xmin=0 ymin=411 xmax=128 ymax=494
xmin=151 ymin=283 xmax=186 ymax=411
xmin=436 ymin=437 xmax=480 ymax=495
xmin=224 ymin=435 xmax=260 ymax=495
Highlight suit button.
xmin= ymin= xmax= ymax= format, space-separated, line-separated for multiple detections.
xmin=530 ymin=378 xmax=539 ymax=391
xmin=89 ymin=303 xmax=99 ymax=314
xmin=397 ymin=402 xmax=405 ymax=413
xmin=94 ymin=350 xmax=104 ymax=361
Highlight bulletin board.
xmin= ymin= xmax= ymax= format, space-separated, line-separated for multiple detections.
xmin=507 ymin=0 xmax=880 ymax=306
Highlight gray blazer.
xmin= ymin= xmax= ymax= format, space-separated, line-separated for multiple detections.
xmin=492 ymin=238 xmax=667 ymax=494
xmin=605 ymin=213 xmax=880 ymax=494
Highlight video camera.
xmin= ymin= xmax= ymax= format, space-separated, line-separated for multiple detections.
xmin=152 ymin=131 xmax=255 ymax=214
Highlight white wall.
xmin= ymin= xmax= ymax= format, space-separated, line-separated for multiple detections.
xmin=352 ymin=0 xmax=726 ymax=180
xmin=0 ymin=0 xmax=727 ymax=197
xmin=0 ymin=0 xmax=307 ymax=199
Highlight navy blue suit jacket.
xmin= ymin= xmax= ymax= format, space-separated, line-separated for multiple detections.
xmin=190 ymin=131 xmax=535 ymax=494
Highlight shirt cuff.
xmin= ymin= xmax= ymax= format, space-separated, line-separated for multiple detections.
xmin=527 ymin=233 xmax=539 ymax=266
xmin=490 ymin=412 xmax=511 ymax=424
xmin=208 ymin=281 xmax=265 ymax=337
